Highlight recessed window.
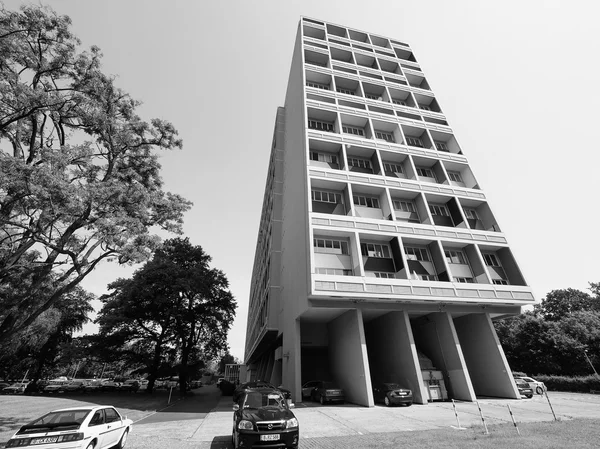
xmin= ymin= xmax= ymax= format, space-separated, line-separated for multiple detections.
xmin=308 ymin=119 xmax=334 ymax=132
xmin=353 ymin=195 xmax=380 ymax=208
xmin=416 ymin=167 xmax=435 ymax=178
xmin=310 ymin=151 xmax=338 ymax=164
xmin=405 ymin=136 xmax=423 ymax=147
xmin=393 ymin=200 xmax=416 ymax=212
xmin=416 ymin=274 xmax=438 ymax=281
xmin=342 ymin=125 xmax=365 ymax=136
xmin=429 ymin=204 xmax=449 ymax=217
xmin=447 ymin=171 xmax=463 ymax=183
xmin=313 ymin=238 xmax=349 ymax=255
xmin=348 ymin=157 xmax=372 ymax=170
xmin=492 ymin=279 xmax=508 ymax=285
xmin=316 ymin=267 xmax=352 ymax=276
xmin=464 ymin=208 xmax=479 ymax=220
xmin=312 ymin=190 xmax=342 ymax=203
xmin=392 ymin=99 xmax=407 ymax=106
xmin=365 ymin=93 xmax=382 ymax=100
xmin=337 ymin=87 xmax=355 ymax=95
xmin=306 ymin=81 xmax=330 ymax=90
xmin=445 ymin=250 xmax=467 ymax=264
xmin=404 ymin=246 xmax=430 ymax=262
xmin=384 ymin=162 xmax=403 ymax=174
xmin=373 ymin=272 xmax=395 ymax=279
xmin=361 ymin=242 xmax=391 ymax=258
xmin=455 ymin=277 xmax=474 ymax=283
xmin=483 ymin=253 xmax=501 ymax=267
xmin=434 ymin=141 xmax=449 ymax=152
xmin=418 ymin=104 xmax=431 ymax=111
xmin=375 ymin=131 xmax=395 ymax=142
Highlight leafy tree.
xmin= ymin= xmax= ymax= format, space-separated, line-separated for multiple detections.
xmin=534 ymin=288 xmax=600 ymax=321
xmin=96 ymin=238 xmax=236 ymax=396
xmin=218 ymin=352 xmax=236 ymax=375
xmin=0 ymin=5 xmax=191 ymax=342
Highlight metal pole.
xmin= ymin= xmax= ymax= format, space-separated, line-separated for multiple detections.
xmin=507 ymin=404 xmax=520 ymax=435
xmin=72 ymin=361 xmax=81 ymax=379
xmin=584 ymin=350 xmax=599 ymax=376
xmin=100 ymin=363 xmax=106 ymax=380
xmin=168 ymin=386 xmax=173 ymax=404
xmin=544 ymin=389 xmax=557 ymax=421
xmin=21 ymin=369 xmax=29 ymax=384
xmin=451 ymin=400 xmax=465 ymax=429
xmin=476 ymin=400 xmax=489 ymax=434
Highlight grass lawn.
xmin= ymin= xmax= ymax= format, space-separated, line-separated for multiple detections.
xmin=356 ymin=419 xmax=600 ymax=448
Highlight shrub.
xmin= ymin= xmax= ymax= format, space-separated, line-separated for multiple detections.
xmin=535 ymin=375 xmax=600 ymax=393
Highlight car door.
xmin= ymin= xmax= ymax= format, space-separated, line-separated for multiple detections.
xmin=103 ymin=408 xmax=124 ymax=447
xmin=88 ymin=409 xmax=109 ymax=449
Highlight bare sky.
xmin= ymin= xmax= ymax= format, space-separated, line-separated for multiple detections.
xmin=4 ymin=0 xmax=599 ymax=360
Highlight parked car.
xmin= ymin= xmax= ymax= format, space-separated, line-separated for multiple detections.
xmin=136 ymin=380 xmax=149 ymax=392
xmin=515 ymin=379 xmax=534 ymax=399
xmin=5 ymin=405 xmax=132 ymax=449
xmin=232 ymin=387 xmax=299 ymax=449
xmin=43 ymin=380 xmax=67 ymax=394
xmin=0 ymin=381 xmax=11 ymax=390
xmin=2 ymin=382 xmax=29 ymax=394
xmin=302 ymin=380 xmax=345 ymax=405
xmin=515 ymin=376 xmax=546 ymax=395
xmin=118 ymin=380 xmax=140 ymax=392
xmin=372 ymin=381 xmax=413 ymax=407
xmin=82 ymin=380 xmax=103 ymax=393
xmin=100 ymin=379 xmax=121 ymax=391
xmin=59 ymin=380 xmax=87 ymax=393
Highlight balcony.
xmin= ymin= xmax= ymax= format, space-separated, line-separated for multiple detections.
xmin=457 ymin=199 xmax=501 ymax=232
xmin=309 ymin=139 xmax=343 ymax=170
xmin=305 ymin=49 xmax=329 ymax=68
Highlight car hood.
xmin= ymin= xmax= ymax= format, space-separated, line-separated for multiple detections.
xmin=241 ymin=408 xmax=295 ymax=422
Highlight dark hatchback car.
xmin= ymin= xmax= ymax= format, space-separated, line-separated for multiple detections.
xmin=515 ymin=379 xmax=533 ymax=398
xmin=372 ymin=381 xmax=413 ymax=406
xmin=302 ymin=381 xmax=345 ymax=405
xmin=232 ymin=387 xmax=299 ymax=449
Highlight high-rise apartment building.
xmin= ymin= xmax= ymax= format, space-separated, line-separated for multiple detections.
xmin=244 ymin=18 xmax=535 ymax=406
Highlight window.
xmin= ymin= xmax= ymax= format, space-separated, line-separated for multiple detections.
xmin=104 ymin=408 xmax=120 ymax=424
xmin=375 ymin=130 xmax=395 ymax=142
xmin=483 ymin=253 xmax=501 ymax=267
xmin=464 ymin=208 xmax=479 ymax=220
xmin=447 ymin=171 xmax=463 ymax=183
xmin=365 ymin=93 xmax=382 ymax=100
xmin=348 ymin=157 xmax=372 ymax=170
xmin=336 ymin=87 xmax=355 ymax=95
xmin=392 ymin=99 xmax=407 ymax=106
xmin=353 ymin=195 xmax=380 ymax=208
xmin=89 ymin=410 xmax=105 ymax=427
xmin=429 ymin=204 xmax=449 ymax=217
xmin=404 ymin=246 xmax=430 ymax=261
xmin=393 ymin=200 xmax=416 ymax=213
xmin=313 ymin=238 xmax=349 ymax=255
xmin=419 ymin=104 xmax=431 ymax=111
xmin=416 ymin=167 xmax=435 ymax=178
xmin=373 ymin=272 xmax=396 ymax=279
xmin=342 ymin=125 xmax=365 ymax=136
xmin=384 ymin=162 xmax=403 ymax=174
xmin=416 ymin=274 xmax=438 ymax=281
xmin=316 ymin=267 xmax=352 ymax=276
xmin=361 ymin=243 xmax=391 ymax=258
xmin=454 ymin=277 xmax=474 ymax=283
xmin=306 ymin=81 xmax=330 ymax=90
xmin=308 ymin=119 xmax=334 ymax=132
xmin=311 ymin=190 xmax=342 ymax=204
xmin=493 ymin=279 xmax=509 ymax=285
xmin=445 ymin=250 xmax=467 ymax=264
xmin=405 ymin=136 xmax=423 ymax=147
xmin=435 ymin=141 xmax=449 ymax=152
xmin=310 ymin=151 xmax=338 ymax=164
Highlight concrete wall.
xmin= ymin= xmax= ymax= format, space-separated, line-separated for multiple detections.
xmin=328 ymin=309 xmax=373 ymax=406
xmin=453 ymin=313 xmax=519 ymax=399
xmin=412 ymin=312 xmax=476 ymax=401
xmin=364 ymin=312 xmax=429 ymax=405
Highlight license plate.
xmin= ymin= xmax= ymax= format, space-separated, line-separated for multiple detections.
xmin=31 ymin=437 xmax=59 ymax=444
xmin=260 ymin=434 xmax=280 ymax=441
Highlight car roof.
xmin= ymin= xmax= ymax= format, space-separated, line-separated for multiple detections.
xmin=51 ymin=406 xmax=112 ymax=413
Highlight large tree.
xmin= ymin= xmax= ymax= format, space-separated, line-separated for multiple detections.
xmin=96 ymin=238 xmax=236 ymax=396
xmin=533 ymin=287 xmax=600 ymax=321
xmin=0 ymin=5 xmax=191 ymax=342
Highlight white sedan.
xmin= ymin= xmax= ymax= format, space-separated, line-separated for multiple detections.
xmin=516 ymin=376 xmax=546 ymax=394
xmin=6 ymin=406 xmax=132 ymax=449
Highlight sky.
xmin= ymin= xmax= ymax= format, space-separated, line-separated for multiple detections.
xmin=3 ymin=0 xmax=599 ymax=361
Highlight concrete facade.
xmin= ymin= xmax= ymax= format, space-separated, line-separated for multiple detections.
xmin=244 ymin=17 xmax=535 ymax=407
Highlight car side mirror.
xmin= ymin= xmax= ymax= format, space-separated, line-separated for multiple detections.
xmin=233 ymin=404 xmax=240 ymax=411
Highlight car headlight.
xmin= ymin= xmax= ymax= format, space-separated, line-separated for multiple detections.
xmin=238 ymin=420 xmax=254 ymax=430
xmin=285 ymin=418 xmax=299 ymax=428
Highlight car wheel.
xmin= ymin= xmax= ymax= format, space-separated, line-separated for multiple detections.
xmin=526 ymin=394 xmax=533 ymax=399
xmin=384 ymin=396 xmax=391 ymax=407
xmin=536 ymin=386 xmax=544 ymax=395
xmin=85 ymin=442 xmax=95 ymax=449
xmin=116 ymin=429 xmax=128 ymax=448
xmin=320 ymin=395 xmax=325 ymax=405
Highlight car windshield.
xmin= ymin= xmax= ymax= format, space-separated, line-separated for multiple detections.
xmin=18 ymin=410 xmax=92 ymax=434
xmin=243 ymin=391 xmax=286 ymax=409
